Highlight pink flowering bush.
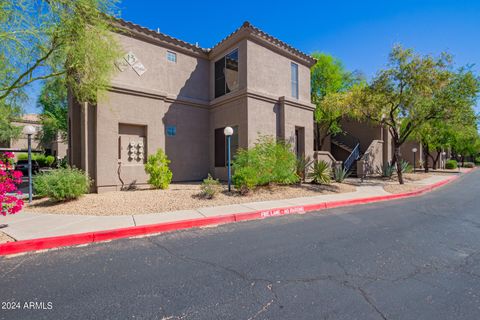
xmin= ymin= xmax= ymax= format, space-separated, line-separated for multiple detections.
xmin=0 ymin=152 xmax=24 ymax=215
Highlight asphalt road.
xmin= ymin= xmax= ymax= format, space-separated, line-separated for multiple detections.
xmin=1 ymin=171 xmax=480 ymax=320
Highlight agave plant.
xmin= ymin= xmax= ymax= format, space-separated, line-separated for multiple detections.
xmin=377 ymin=162 xmax=395 ymax=178
xmin=398 ymin=159 xmax=412 ymax=173
xmin=309 ymin=160 xmax=332 ymax=184
xmin=296 ymin=156 xmax=313 ymax=183
xmin=333 ymin=166 xmax=351 ymax=183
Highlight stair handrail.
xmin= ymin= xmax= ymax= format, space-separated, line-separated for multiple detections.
xmin=343 ymin=143 xmax=360 ymax=172
xmin=332 ymin=132 xmax=360 ymax=150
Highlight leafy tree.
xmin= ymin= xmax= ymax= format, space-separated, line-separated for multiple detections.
xmin=0 ymin=0 xmax=121 ymax=105
xmin=311 ymin=52 xmax=363 ymax=150
xmin=0 ymin=102 xmax=22 ymax=144
xmin=451 ymin=125 xmax=480 ymax=165
xmin=38 ymin=76 xmax=68 ymax=145
xmin=346 ymin=45 xmax=479 ymax=184
xmin=413 ymin=106 xmax=478 ymax=172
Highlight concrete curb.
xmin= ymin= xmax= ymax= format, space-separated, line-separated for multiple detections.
xmin=0 ymin=170 xmax=472 ymax=256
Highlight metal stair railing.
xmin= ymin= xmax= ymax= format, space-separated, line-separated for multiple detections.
xmin=332 ymin=132 xmax=362 ymax=172
xmin=331 ymin=132 xmax=359 ymax=151
xmin=343 ymin=143 xmax=360 ymax=172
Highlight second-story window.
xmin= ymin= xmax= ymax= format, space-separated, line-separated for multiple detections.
xmin=291 ymin=62 xmax=299 ymax=99
xmin=167 ymin=51 xmax=177 ymax=63
xmin=215 ymin=49 xmax=239 ymax=98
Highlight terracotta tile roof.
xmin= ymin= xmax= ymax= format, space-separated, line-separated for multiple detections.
xmin=211 ymin=21 xmax=316 ymax=66
xmin=112 ymin=17 xmax=208 ymax=55
xmin=21 ymin=114 xmax=40 ymax=123
xmin=112 ymin=18 xmax=316 ymax=66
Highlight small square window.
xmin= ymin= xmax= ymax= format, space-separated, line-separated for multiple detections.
xmin=167 ymin=51 xmax=177 ymax=63
xmin=166 ymin=125 xmax=176 ymax=136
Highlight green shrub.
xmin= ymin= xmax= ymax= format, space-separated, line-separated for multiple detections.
xmin=16 ymin=153 xmax=54 ymax=167
xmin=17 ymin=153 xmax=28 ymax=161
xmin=232 ymin=166 xmax=258 ymax=194
xmin=200 ymin=174 xmax=222 ymax=199
xmin=34 ymin=168 xmax=91 ymax=201
xmin=445 ymin=159 xmax=458 ymax=169
xmin=45 ymin=155 xmax=55 ymax=167
xmin=35 ymin=154 xmax=47 ymax=167
xmin=333 ymin=166 xmax=350 ymax=183
xmin=57 ymin=156 xmax=68 ymax=168
xmin=144 ymin=149 xmax=173 ymax=189
xmin=309 ymin=160 xmax=331 ymax=184
xmin=462 ymin=162 xmax=475 ymax=168
xmin=232 ymin=136 xmax=299 ymax=192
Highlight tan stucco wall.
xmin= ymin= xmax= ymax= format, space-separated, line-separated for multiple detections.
xmin=246 ymin=40 xmax=311 ymax=104
xmin=209 ymin=95 xmax=248 ymax=180
xmin=112 ymin=33 xmax=210 ymax=102
xmin=95 ymin=91 xmax=209 ymax=192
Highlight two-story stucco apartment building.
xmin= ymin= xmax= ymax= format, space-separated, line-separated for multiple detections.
xmin=69 ymin=19 xmax=316 ymax=192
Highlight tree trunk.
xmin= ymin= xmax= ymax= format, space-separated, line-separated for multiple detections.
xmin=319 ymin=133 xmax=329 ymax=151
xmin=315 ymin=122 xmax=321 ymax=151
xmin=432 ymin=149 xmax=441 ymax=170
xmin=393 ymin=143 xmax=404 ymax=184
xmin=423 ymin=144 xmax=430 ymax=173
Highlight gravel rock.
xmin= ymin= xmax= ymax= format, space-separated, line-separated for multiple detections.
xmin=0 ymin=231 xmax=15 ymax=244
xmin=24 ymin=183 xmax=356 ymax=216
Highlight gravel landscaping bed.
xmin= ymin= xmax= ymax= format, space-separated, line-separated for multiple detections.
xmin=23 ymin=182 xmax=356 ymax=216
xmin=383 ymin=184 xmax=426 ymax=194
xmin=0 ymin=231 xmax=15 ymax=244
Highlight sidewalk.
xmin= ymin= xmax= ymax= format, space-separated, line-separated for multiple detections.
xmin=1 ymin=172 xmax=463 ymax=243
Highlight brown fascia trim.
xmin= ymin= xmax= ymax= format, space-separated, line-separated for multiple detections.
xmin=111 ymin=18 xmax=209 ymax=59
xmin=209 ymin=21 xmax=317 ymax=67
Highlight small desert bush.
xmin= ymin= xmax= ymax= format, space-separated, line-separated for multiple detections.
xmin=34 ymin=168 xmax=91 ymax=201
xmin=200 ymin=174 xmax=222 ymax=199
xmin=144 ymin=149 xmax=173 ymax=189
xmin=462 ymin=162 xmax=475 ymax=168
xmin=232 ymin=136 xmax=299 ymax=193
xmin=309 ymin=160 xmax=331 ymax=184
xmin=445 ymin=159 xmax=458 ymax=169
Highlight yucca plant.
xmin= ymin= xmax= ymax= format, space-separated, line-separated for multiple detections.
xmin=296 ymin=156 xmax=313 ymax=183
xmin=309 ymin=160 xmax=332 ymax=184
xmin=333 ymin=166 xmax=350 ymax=183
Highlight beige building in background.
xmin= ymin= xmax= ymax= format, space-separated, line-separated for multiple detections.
xmin=1 ymin=114 xmax=67 ymax=159
xmin=69 ymin=20 xmax=316 ymax=193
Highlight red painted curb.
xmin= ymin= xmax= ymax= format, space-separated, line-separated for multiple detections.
xmin=0 ymin=170 xmax=470 ymax=256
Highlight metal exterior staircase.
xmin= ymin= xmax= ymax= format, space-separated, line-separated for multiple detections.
xmin=331 ymin=133 xmax=362 ymax=175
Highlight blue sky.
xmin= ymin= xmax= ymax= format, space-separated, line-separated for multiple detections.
xmin=23 ymin=0 xmax=480 ymax=113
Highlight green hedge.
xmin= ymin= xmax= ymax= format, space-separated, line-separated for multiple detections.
xmin=17 ymin=153 xmax=55 ymax=167
xmin=445 ymin=159 xmax=458 ymax=169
